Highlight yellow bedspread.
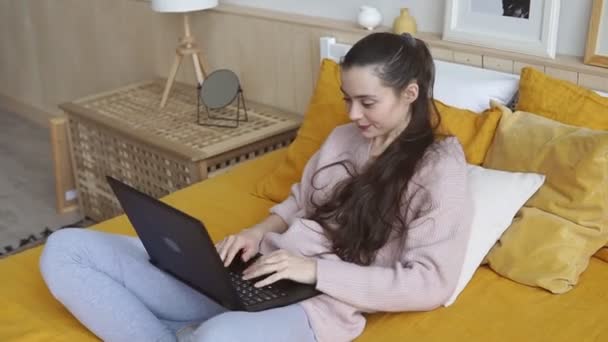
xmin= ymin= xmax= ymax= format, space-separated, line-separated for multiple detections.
xmin=1 ymin=150 xmax=606 ymax=341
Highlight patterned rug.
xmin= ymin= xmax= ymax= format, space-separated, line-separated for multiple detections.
xmin=0 ymin=218 xmax=96 ymax=259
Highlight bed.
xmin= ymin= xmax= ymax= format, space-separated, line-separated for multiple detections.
xmin=1 ymin=35 xmax=607 ymax=341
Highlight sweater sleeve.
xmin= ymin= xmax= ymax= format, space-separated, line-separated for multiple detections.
xmin=314 ymin=143 xmax=472 ymax=312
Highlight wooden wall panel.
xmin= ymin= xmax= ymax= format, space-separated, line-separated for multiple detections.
xmin=431 ymin=47 xmax=454 ymax=61
xmin=579 ymin=73 xmax=608 ymax=93
xmin=3 ymin=1 xmax=608 ymax=126
xmin=291 ymin=27 xmax=316 ymax=114
xmin=0 ymin=0 xmax=160 ymax=118
xmin=190 ymin=10 xmax=368 ymax=115
xmin=167 ymin=10 xmax=318 ymax=114
xmin=514 ymin=61 xmax=546 ymax=74
xmin=483 ymin=56 xmax=515 ymax=73
xmin=545 ymin=67 xmax=579 ymax=84
xmin=453 ymin=52 xmax=483 ymax=67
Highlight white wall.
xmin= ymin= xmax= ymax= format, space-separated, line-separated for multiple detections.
xmin=221 ymin=0 xmax=593 ymax=57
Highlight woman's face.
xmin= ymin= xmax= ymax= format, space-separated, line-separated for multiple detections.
xmin=340 ymin=65 xmax=414 ymax=139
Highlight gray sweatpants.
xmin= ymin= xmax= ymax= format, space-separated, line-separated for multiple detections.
xmin=39 ymin=228 xmax=316 ymax=342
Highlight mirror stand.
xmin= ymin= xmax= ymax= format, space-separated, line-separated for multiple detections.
xmin=196 ymin=84 xmax=249 ymax=128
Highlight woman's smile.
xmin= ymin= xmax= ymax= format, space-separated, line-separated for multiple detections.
xmin=357 ymin=124 xmax=372 ymax=131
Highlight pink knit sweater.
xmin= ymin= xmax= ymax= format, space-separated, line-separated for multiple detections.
xmin=259 ymin=123 xmax=472 ymax=342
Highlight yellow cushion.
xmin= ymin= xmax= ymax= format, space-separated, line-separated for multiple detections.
xmin=2 ymin=148 xmax=608 ymax=341
xmin=483 ymin=108 xmax=608 ymax=293
xmin=254 ymin=58 xmax=349 ymax=203
xmin=434 ymin=100 xmax=503 ymax=165
xmin=516 ymin=67 xmax=608 ymax=130
xmin=517 ymin=67 xmax=608 ymax=249
xmin=254 ymin=59 xmax=504 ymax=202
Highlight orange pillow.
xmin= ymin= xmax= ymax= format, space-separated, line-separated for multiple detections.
xmin=517 ymin=67 xmax=608 ymax=250
xmin=482 ymin=109 xmax=608 ymax=292
xmin=516 ymin=67 xmax=608 ymax=129
xmin=254 ymin=59 xmax=349 ymax=202
xmin=254 ymin=59 xmax=504 ymax=202
xmin=434 ymin=100 xmax=503 ymax=165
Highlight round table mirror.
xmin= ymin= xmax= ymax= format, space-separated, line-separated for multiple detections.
xmin=200 ymin=69 xmax=240 ymax=109
xmin=197 ymin=69 xmax=248 ymax=128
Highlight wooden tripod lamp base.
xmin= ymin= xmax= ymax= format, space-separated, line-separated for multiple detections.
xmin=160 ymin=14 xmax=210 ymax=108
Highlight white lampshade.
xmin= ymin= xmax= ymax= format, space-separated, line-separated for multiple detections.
xmin=151 ymin=0 xmax=218 ymax=13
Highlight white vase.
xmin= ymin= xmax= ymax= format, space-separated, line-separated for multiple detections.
xmin=358 ymin=6 xmax=382 ymax=31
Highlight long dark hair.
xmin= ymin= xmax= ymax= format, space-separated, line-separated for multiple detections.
xmin=308 ymin=33 xmax=439 ymax=266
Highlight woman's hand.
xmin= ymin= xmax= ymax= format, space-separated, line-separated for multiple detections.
xmin=215 ymin=229 xmax=264 ymax=267
xmin=242 ymin=249 xmax=317 ymax=288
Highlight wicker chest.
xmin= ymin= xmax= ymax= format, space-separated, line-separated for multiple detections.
xmin=60 ymin=79 xmax=302 ymax=222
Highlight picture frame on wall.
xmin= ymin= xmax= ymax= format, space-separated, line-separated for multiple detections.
xmin=584 ymin=0 xmax=608 ymax=68
xmin=443 ymin=0 xmax=561 ymax=59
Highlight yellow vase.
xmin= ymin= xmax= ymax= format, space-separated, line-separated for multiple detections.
xmin=393 ymin=8 xmax=417 ymax=35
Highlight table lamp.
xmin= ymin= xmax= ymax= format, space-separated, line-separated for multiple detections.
xmin=151 ymin=0 xmax=219 ymax=108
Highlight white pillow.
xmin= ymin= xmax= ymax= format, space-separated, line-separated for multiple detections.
xmin=443 ymin=164 xmax=545 ymax=306
xmin=434 ymin=60 xmax=519 ymax=112
xmin=595 ymin=90 xmax=608 ymax=97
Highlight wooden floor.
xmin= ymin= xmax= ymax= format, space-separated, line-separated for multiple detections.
xmin=0 ymin=111 xmax=83 ymax=257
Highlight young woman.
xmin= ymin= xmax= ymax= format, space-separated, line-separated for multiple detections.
xmin=40 ymin=32 xmax=472 ymax=342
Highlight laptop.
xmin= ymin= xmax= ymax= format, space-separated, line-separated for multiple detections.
xmin=106 ymin=176 xmax=319 ymax=312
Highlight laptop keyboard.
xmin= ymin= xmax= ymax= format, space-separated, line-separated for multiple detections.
xmin=229 ymin=271 xmax=289 ymax=306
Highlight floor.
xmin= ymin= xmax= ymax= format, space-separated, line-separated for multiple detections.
xmin=0 ymin=110 xmax=85 ymax=258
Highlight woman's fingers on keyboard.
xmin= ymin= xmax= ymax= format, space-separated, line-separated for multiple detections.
xmin=225 ymin=244 xmax=243 ymax=267
xmin=241 ymin=247 xmax=256 ymax=262
xmin=217 ymin=235 xmax=235 ymax=264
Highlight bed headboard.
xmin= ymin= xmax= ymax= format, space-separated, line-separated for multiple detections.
xmin=318 ymin=36 xmax=608 ymax=94
xmin=320 ymin=37 xmax=351 ymax=63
